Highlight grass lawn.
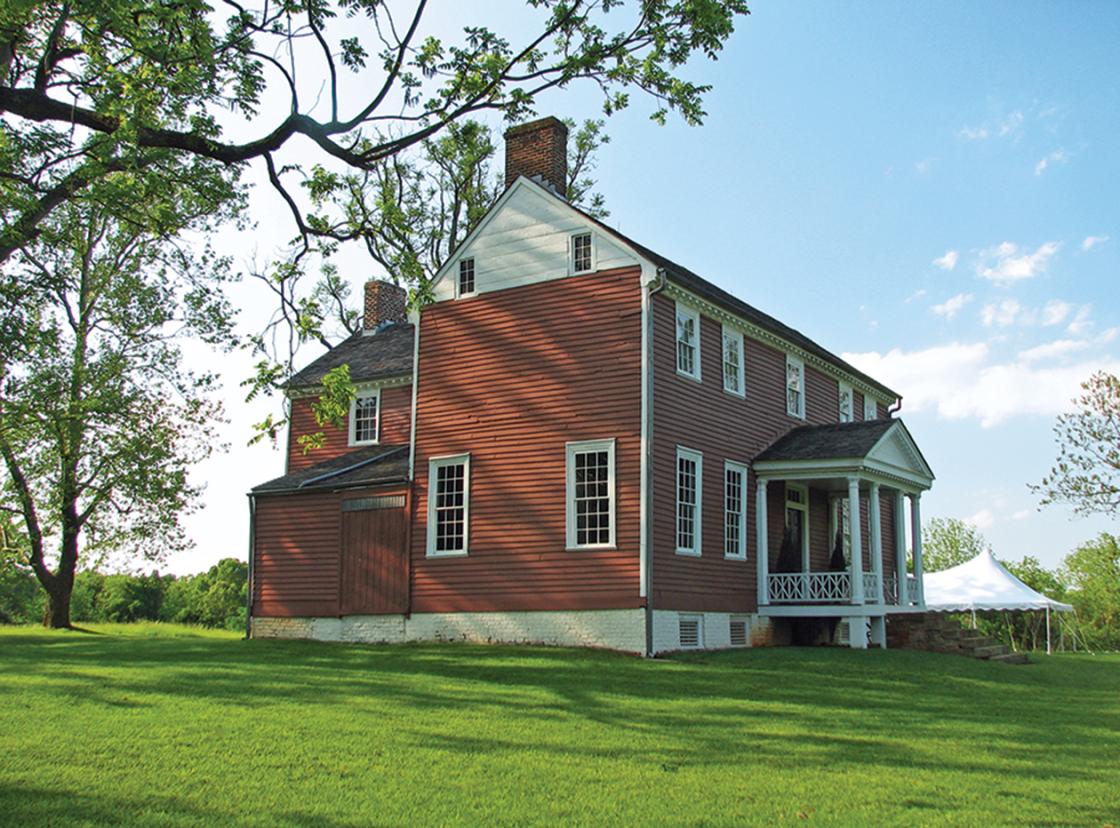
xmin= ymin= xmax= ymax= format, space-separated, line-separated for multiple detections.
xmin=0 ymin=625 xmax=1117 ymax=827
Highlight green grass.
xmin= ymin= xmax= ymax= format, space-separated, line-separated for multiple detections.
xmin=1 ymin=625 xmax=1117 ymax=827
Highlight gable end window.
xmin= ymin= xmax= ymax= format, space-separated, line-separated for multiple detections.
xmin=566 ymin=439 xmax=616 ymax=549
xmin=675 ymin=303 xmax=701 ymax=381
xmin=427 ymin=454 xmax=470 ymax=557
xmin=349 ymin=389 xmax=381 ymax=446
xmin=838 ymin=382 xmax=854 ymax=423
xmin=722 ymin=327 xmax=745 ymax=397
xmin=724 ymin=461 xmax=748 ymax=560
xmin=571 ymin=232 xmax=594 ymax=274
xmin=676 ymin=447 xmax=703 ymax=556
xmin=458 ymin=257 xmax=475 ymax=297
xmin=864 ymin=395 xmax=878 ymax=420
xmin=786 ymin=355 xmax=806 ymax=419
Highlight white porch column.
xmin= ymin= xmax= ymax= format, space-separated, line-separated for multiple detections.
xmin=848 ymin=477 xmax=865 ymax=605
xmin=894 ymin=491 xmax=908 ymax=606
xmin=868 ymin=482 xmax=884 ymax=604
xmin=845 ymin=616 xmax=868 ymax=649
xmin=910 ymin=492 xmax=924 ymax=605
xmin=869 ymin=616 xmax=886 ymax=648
xmin=756 ymin=477 xmax=769 ymax=606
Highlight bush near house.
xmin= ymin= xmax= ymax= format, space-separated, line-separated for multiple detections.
xmin=0 ymin=626 xmax=1116 ymax=827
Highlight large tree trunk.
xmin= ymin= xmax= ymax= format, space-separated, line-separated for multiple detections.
xmin=43 ymin=577 xmax=73 ymax=628
xmin=39 ymin=526 xmax=79 ymax=629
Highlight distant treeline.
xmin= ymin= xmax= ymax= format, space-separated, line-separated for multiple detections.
xmin=0 ymin=558 xmax=247 ymax=631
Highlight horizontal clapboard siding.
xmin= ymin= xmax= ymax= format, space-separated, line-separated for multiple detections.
xmin=287 ymin=384 xmax=412 ymax=472
xmin=412 ymin=267 xmax=644 ymax=612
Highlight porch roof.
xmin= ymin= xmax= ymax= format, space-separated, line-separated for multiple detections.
xmin=251 ymin=444 xmax=409 ymax=495
xmin=754 ymin=419 xmax=934 ymax=491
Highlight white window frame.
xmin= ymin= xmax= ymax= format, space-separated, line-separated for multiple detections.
xmin=786 ymin=355 xmax=806 ymax=420
xmin=457 ymin=256 xmax=476 ymax=298
xmin=348 ymin=387 xmax=381 ymax=446
xmin=675 ymin=446 xmax=703 ymax=556
xmin=723 ymin=460 xmax=749 ymax=560
xmin=838 ymin=381 xmax=853 ymax=423
xmin=426 ymin=453 xmax=470 ymax=558
xmin=675 ymin=302 xmax=702 ymax=382
xmin=569 ymin=231 xmax=596 ymax=275
xmin=565 ymin=438 xmax=617 ymax=550
xmin=721 ymin=325 xmax=745 ymax=398
xmin=864 ymin=394 xmax=878 ymax=421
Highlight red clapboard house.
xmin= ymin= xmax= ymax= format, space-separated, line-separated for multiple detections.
xmin=249 ymin=117 xmax=935 ymax=654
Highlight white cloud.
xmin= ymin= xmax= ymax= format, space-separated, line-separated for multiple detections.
xmin=976 ymin=241 xmax=1060 ymax=284
xmin=842 ymin=343 xmax=1120 ymax=428
xmin=1011 ymin=509 xmax=1032 ymax=521
xmin=1017 ymin=339 xmax=1089 ymax=363
xmin=932 ymin=250 xmax=959 ymax=271
xmin=1041 ymin=300 xmax=1073 ymax=327
xmin=914 ymin=158 xmax=934 ymax=175
xmin=905 ymin=288 xmax=928 ymax=304
xmin=931 ymin=292 xmax=972 ymax=320
xmin=1067 ymin=305 xmax=1093 ymax=336
xmin=981 ymin=299 xmax=1024 ymax=328
xmin=1082 ymin=235 xmax=1109 ymax=251
xmin=1034 ymin=149 xmax=1069 ymax=176
xmin=957 ymin=125 xmax=989 ymax=141
xmin=965 ymin=509 xmax=996 ymax=530
xmin=999 ymin=111 xmax=1024 ymax=137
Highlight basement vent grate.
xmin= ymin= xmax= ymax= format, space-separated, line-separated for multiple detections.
xmin=679 ymin=615 xmax=702 ymax=649
xmin=729 ymin=617 xmax=748 ymax=647
xmin=342 ymin=495 xmax=406 ymax=512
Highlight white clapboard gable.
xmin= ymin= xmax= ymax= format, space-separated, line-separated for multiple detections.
xmin=431 ymin=177 xmax=643 ymax=303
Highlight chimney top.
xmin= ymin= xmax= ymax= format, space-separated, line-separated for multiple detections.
xmin=363 ymin=279 xmax=407 ymax=333
xmin=504 ymin=116 xmax=568 ymax=196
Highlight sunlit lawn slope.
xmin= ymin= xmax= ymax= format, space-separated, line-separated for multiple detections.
xmin=0 ymin=624 xmax=1116 ymax=826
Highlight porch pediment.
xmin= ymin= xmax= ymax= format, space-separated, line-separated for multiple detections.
xmin=753 ymin=419 xmax=934 ymax=491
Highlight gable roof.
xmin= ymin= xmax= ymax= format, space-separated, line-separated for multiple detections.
xmin=754 ymin=418 xmax=934 ymax=490
xmin=287 ymin=322 xmax=414 ymax=390
xmin=252 ymin=444 xmax=409 ymax=494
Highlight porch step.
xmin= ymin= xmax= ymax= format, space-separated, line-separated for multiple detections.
xmin=886 ymin=613 xmax=1029 ymax=664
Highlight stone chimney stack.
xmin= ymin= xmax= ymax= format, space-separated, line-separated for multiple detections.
xmin=363 ymin=279 xmax=407 ymax=332
xmin=504 ymin=116 xmax=568 ymax=196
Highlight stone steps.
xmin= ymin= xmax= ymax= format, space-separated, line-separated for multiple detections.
xmin=886 ymin=613 xmax=1029 ymax=664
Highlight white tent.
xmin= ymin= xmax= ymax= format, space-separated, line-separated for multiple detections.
xmin=923 ymin=550 xmax=1073 ymax=653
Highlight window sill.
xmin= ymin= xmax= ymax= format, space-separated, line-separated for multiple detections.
xmin=676 ymin=369 xmax=703 ymax=384
xmin=566 ymin=544 xmax=617 ymax=552
xmin=723 ymin=386 xmax=746 ymax=399
xmin=675 ymin=549 xmax=702 ymax=557
xmin=724 ymin=554 xmax=748 ymax=562
xmin=350 ymin=439 xmax=380 ymax=448
xmin=426 ymin=550 xmax=469 ymax=559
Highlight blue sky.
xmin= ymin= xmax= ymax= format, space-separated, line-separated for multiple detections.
xmin=173 ymin=1 xmax=1119 ymax=574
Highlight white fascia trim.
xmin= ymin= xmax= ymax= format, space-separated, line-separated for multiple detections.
xmin=660 ymin=281 xmax=898 ymax=409
xmin=867 ymin=421 xmax=936 ymax=482
xmin=723 ymin=460 xmax=749 ymax=560
xmin=426 ymin=453 xmax=471 ymax=558
xmin=565 ymin=438 xmax=617 ymax=550
xmin=751 ymin=457 xmax=932 ymax=492
xmin=675 ymin=445 xmax=703 ymax=556
xmin=348 ymin=386 xmax=382 ymax=446
xmin=408 ymin=308 xmax=421 ymax=481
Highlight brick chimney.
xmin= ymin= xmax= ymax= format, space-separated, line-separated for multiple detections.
xmin=363 ymin=279 xmax=407 ymax=332
xmin=504 ymin=116 xmax=568 ymax=196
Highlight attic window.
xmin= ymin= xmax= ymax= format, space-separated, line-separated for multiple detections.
xmin=571 ymin=232 xmax=593 ymax=274
xmin=349 ymin=389 xmax=380 ymax=446
xmin=864 ymin=395 xmax=878 ymax=420
xmin=458 ymin=257 xmax=475 ymax=297
xmin=838 ymin=382 xmax=853 ymax=423
xmin=786 ymin=355 xmax=805 ymax=419
xmin=675 ymin=303 xmax=701 ymax=380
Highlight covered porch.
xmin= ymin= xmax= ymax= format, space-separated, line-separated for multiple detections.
xmin=752 ymin=419 xmax=935 ymax=648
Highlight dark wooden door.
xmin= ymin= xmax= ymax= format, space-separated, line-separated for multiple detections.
xmin=339 ymin=496 xmax=408 ymax=615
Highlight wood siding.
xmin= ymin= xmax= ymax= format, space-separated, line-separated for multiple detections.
xmin=340 ymin=503 xmax=409 ymax=614
xmin=411 ymin=267 xmax=644 ymax=612
xmin=286 ymin=383 xmax=412 ymax=472
xmin=253 ymin=486 xmax=408 ymax=617
xmin=651 ymin=293 xmax=899 ymax=613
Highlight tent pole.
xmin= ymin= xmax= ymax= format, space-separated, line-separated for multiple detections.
xmin=1045 ymin=606 xmax=1051 ymax=655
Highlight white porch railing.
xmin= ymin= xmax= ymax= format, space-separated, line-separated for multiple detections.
xmin=863 ymin=573 xmax=880 ymax=601
xmin=768 ymin=572 xmax=851 ymax=603
xmin=882 ymin=575 xmax=898 ymax=605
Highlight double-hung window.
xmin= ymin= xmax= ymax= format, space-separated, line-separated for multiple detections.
xmin=349 ymin=389 xmax=381 ymax=445
xmin=864 ymin=395 xmax=878 ymax=420
xmin=786 ymin=355 xmax=805 ymax=419
xmin=722 ymin=326 xmax=745 ymax=397
xmin=676 ymin=303 xmax=701 ymax=380
xmin=838 ymin=381 xmax=854 ymax=423
xmin=830 ymin=497 xmax=852 ymax=565
xmin=427 ymin=454 xmax=470 ymax=556
xmin=566 ymin=439 xmax=616 ymax=549
xmin=571 ymin=232 xmax=594 ymax=274
xmin=676 ymin=447 xmax=703 ymax=555
xmin=458 ymin=257 xmax=475 ymax=297
xmin=724 ymin=461 xmax=748 ymax=560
